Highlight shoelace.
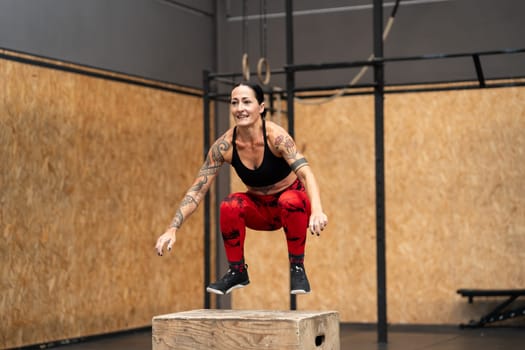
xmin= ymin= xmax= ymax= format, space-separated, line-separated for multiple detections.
xmin=291 ymin=266 xmax=306 ymax=280
xmin=222 ymin=268 xmax=243 ymax=282
xmin=225 ymin=269 xmax=237 ymax=277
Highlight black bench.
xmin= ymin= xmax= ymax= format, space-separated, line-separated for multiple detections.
xmin=457 ymin=289 xmax=525 ymax=328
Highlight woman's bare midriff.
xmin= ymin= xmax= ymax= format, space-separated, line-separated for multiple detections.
xmin=246 ymin=172 xmax=298 ymax=196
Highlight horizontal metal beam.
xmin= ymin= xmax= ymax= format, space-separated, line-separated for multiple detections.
xmin=206 ymin=76 xmax=525 ymax=102
xmin=286 ymin=48 xmax=525 ymax=72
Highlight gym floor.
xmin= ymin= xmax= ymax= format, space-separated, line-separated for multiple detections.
xmin=29 ymin=324 xmax=525 ymax=350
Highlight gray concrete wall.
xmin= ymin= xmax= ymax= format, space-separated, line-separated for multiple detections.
xmin=0 ymin=0 xmax=215 ymax=88
xmin=1 ymin=0 xmax=523 ymax=89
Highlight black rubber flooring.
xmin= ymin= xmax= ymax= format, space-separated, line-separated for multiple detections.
xmin=23 ymin=324 xmax=524 ymax=350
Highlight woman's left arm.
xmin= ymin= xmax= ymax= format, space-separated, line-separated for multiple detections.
xmin=294 ymin=159 xmax=328 ymax=235
xmin=272 ymin=124 xmax=328 ymax=235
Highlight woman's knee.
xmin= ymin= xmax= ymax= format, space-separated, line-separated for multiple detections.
xmin=220 ymin=193 xmax=248 ymax=215
xmin=278 ymin=191 xmax=309 ymax=212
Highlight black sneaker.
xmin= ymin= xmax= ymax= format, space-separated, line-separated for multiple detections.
xmin=290 ymin=264 xmax=311 ymax=294
xmin=206 ymin=266 xmax=250 ymax=295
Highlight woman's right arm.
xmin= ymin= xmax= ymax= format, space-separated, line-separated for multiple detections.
xmin=155 ymin=136 xmax=231 ymax=256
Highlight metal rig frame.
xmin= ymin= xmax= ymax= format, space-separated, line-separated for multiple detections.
xmin=202 ymin=0 xmax=525 ymax=344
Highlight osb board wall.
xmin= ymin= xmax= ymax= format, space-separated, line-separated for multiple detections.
xmin=230 ymin=87 xmax=525 ymax=325
xmin=0 ymin=58 xmax=204 ymax=348
xmin=384 ymin=88 xmax=524 ymax=325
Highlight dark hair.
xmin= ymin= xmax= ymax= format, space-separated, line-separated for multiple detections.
xmin=234 ymin=81 xmax=267 ymax=118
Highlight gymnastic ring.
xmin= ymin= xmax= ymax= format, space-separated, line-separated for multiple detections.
xmin=242 ymin=53 xmax=250 ymax=81
xmin=257 ymin=57 xmax=271 ymax=85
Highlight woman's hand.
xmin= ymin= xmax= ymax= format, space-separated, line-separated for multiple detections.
xmin=309 ymin=212 xmax=328 ymax=236
xmin=155 ymin=227 xmax=177 ymax=256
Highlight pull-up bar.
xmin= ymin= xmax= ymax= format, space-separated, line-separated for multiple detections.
xmin=207 ymin=47 xmax=525 ymax=100
xmin=286 ymin=47 xmax=525 ymax=73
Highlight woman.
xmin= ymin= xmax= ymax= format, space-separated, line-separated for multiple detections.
xmin=155 ymin=82 xmax=327 ymax=295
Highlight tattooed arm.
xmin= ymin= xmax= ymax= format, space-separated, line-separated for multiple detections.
xmin=272 ymin=122 xmax=328 ymax=236
xmin=169 ymin=138 xmax=228 ymax=229
xmin=155 ymin=136 xmax=231 ymax=256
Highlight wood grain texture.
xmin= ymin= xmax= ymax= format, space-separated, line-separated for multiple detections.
xmin=152 ymin=309 xmax=340 ymax=350
xmin=1 ymin=55 xmax=205 ymax=348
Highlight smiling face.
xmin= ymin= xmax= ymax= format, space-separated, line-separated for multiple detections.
xmin=230 ymin=84 xmax=265 ymax=127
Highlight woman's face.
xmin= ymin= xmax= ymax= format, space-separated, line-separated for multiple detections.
xmin=230 ymin=85 xmax=264 ymax=126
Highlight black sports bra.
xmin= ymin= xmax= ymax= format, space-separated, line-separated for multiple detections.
xmin=231 ymin=120 xmax=292 ymax=187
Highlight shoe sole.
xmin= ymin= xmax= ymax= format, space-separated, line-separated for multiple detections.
xmin=206 ymin=281 xmax=250 ymax=295
xmin=291 ymin=289 xmax=311 ymax=295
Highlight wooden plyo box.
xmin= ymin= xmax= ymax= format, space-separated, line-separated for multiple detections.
xmin=152 ymin=309 xmax=340 ymax=350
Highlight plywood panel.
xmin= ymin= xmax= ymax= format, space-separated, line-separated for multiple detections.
xmin=0 ymin=56 xmax=205 ymax=348
xmin=385 ymin=88 xmax=525 ymax=324
xmin=229 ymin=87 xmax=525 ymax=326
xmin=294 ymin=96 xmax=377 ymax=322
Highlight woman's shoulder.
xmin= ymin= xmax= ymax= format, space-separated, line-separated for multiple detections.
xmin=265 ymin=120 xmax=292 ymax=142
xmin=265 ymin=119 xmax=282 ymax=130
xmin=213 ymin=127 xmax=234 ymax=144
xmin=210 ymin=128 xmax=235 ymax=162
xmin=265 ymin=120 xmax=289 ymax=135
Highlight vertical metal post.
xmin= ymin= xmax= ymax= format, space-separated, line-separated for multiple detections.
xmin=373 ymin=0 xmax=388 ymax=344
xmin=285 ymin=0 xmax=295 ymax=138
xmin=285 ymin=0 xmax=296 ymax=311
xmin=203 ymin=69 xmax=211 ymax=309
xmin=213 ymin=0 xmax=231 ymax=310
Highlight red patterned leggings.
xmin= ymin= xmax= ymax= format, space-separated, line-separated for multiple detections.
xmin=219 ymin=179 xmax=311 ymax=264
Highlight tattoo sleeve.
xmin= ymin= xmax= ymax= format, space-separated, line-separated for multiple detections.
xmin=291 ymin=157 xmax=309 ymax=172
xmin=170 ymin=139 xmax=230 ymax=229
xmin=170 ymin=209 xmax=183 ymax=229
xmin=189 ymin=139 xmax=228 ymax=192
xmin=275 ymin=134 xmax=298 ymax=160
